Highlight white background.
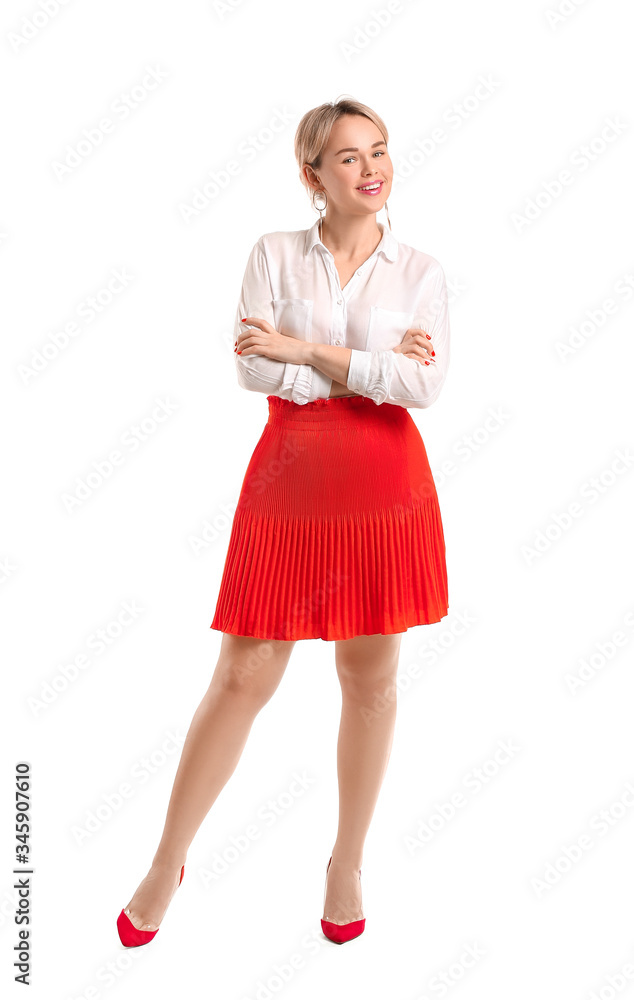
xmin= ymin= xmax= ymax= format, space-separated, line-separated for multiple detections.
xmin=2 ymin=0 xmax=634 ymax=997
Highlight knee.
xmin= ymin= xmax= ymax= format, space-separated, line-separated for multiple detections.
xmin=212 ymin=657 xmax=278 ymax=708
xmin=336 ymin=661 xmax=398 ymax=705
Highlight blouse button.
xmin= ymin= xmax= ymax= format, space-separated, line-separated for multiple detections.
xmin=335 ymin=339 xmax=343 ymax=345
xmin=337 ymin=299 xmax=342 ymax=305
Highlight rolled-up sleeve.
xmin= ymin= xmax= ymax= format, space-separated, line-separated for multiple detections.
xmin=346 ymin=263 xmax=451 ymax=408
xmin=234 ymin=240 xmax=333 ymax=404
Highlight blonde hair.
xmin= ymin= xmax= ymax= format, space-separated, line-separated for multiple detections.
xmin=294 ymin=96 xmax=389 ymax=201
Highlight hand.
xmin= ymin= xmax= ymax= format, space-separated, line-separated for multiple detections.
xmin=392 ymin=327 xmax=436 ymax=366
xmin=236 ymin=317 xmax=311 ymax=365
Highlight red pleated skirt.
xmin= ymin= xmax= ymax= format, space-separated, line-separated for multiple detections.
xmin=210 ymin=394 xmax=449 ymax=641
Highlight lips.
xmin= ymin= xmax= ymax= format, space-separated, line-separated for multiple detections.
xmin=357 ymin=180 xmax=384 ymax=196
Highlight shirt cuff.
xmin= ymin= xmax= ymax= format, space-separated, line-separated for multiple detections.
xmin=287 ymin=364 xmax=333 ymax=404
xmin=308 ymin=366 xmax=333 ymax=401
xmin=346 ymin=348 xmax=372 ymax=395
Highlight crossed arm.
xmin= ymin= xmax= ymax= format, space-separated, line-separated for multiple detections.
xmin=235 ymin=321 xmax=438 ymax=400
xmin=304 ymin=344 xmax=354 ymax=397
xmin=231 ymin=238 xmax=448 ymax=408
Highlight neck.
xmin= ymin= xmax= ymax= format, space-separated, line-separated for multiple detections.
xmin=319 ymin=213 xmax=382 ymax=260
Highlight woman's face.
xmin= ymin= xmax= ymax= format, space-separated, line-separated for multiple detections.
xmin=310 ymin=115 xmax=393 ymax=218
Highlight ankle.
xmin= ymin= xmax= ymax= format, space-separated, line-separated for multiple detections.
xmin=151 ymin=849 xmax=187 ymax=871
xmin=329 ymin=852 xmax=363 ymax=871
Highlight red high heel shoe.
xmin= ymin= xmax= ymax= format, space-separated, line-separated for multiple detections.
xmin=117 ymin=864 xmax=185 ymax=948
xmin=321 ymin=856 xmax=365 ymax=944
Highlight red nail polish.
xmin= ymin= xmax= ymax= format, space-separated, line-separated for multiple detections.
xmin=237 ymin=351 xmax=242 ymax=354
xmin=241 ymin=318 xmax=247 ymax=322
xmin=431 ymin=351 xmax=435 ymax=356
xmin=426 ymin=334 xmax=431 ymax=339
xmin=424 ymin=360 xmax=429 ymax=365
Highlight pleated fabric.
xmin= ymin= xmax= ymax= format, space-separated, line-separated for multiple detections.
xmin=210 ymin=394 xmax=448 ymax=641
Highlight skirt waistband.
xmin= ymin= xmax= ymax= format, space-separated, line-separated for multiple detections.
xmin=266 ymin=393 xmax=405 ymax=427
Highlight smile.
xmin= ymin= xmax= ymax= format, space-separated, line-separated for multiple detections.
xmin=356 ymin=180 xmax=384 ymax=196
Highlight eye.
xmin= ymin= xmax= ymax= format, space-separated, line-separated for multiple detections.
xmin=343 ymin=150 xmax=386 ymax=164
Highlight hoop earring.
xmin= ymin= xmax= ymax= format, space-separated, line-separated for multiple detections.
xmin=384 ymin=199 xmax=392 ymax=231
xmin=312 ymin=188 xmax=327 ymax=240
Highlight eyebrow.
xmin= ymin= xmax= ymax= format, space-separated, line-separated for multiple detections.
xmin=332 ymin=140 xmax=387 ymax=156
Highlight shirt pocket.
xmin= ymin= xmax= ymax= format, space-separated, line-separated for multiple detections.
xmin=365 ymin=306 xmax=415 ymax=352
xmin=272 ymin=298 xmax=314 ymax=341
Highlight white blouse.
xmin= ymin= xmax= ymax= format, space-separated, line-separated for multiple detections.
xmin=234 ymin=218 xmax=450 ymax=409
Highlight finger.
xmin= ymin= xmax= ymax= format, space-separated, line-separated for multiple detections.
xmin=415 ymin=338 xmax=435 ymax=359
xmin=236 ymin=332 xmax=268 ymax=348
xmin=241 ymin=317 xmax=274 ymax=333
xmin=410 ymin=332 xmax=433 ymax=348
xmin=404 ymin=347 xmax=436 ymax=365
xmin=404 ymin=333 xmax=434 ymax=356
xmin=236 ymin=345 xmax=265 ymax=356
xmin=240 ymin=317 xmax=264 ymax=334
xmin=408 ymin=342 xmax=435 ymax=359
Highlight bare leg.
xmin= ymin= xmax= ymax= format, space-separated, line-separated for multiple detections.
xmin=123 ymin=632 xmax=296 ymax=930
xmin=323 ymin=632 xmax=402 ymax=924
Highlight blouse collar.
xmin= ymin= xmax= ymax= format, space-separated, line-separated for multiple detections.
xmin=304 ymin=218 xmax=399 ymax=262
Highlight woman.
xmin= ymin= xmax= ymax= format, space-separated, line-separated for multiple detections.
xmin=116 ymin=96 xmax=450 ymax=948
